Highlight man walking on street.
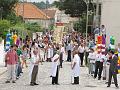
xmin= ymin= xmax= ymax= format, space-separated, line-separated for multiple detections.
xmin=51 ymin=47 xmax=60 ymax=85
xmin=107 ymin=51 xmax=119 ymax=88
xmin=5 ymin=45 xmax=18 ymax=83
xmin=66 ymin=41 xmax=72 ymax=62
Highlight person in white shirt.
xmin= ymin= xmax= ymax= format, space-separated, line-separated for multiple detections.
xmin=88 ymin=48 xmax=96 ymax=75
xmin=100 ymin=25 xmax=106 ymax=37
xmin=72 ymin=50 xmax=81 ymax=84
xmin=94 ymin=51 xmax=104 ymax=80
xmin=51 ymin=47 xmax=60 ymax=85
xmin=30 ymin=42 xmax=40 ymax=86
xmin=78 ymin=44 xmax=85 ymax=66
xmin=60 ymin=44 xmax=65 ymax=68
xmin=46 ymin=44 xmax=51 ymax=62
xmin=66 ymin=42 xmax=72 ymax=62
xmin=50 ymin=44 xmax=54 ymax=58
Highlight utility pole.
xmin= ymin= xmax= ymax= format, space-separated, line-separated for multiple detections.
xmin=0 ymin=7 xmax=3 ymax=20
xmin=45 ymin=0 xmax=48 ymax=31
xmin=95 ymin=0 xmax=99 ymax=27
xmin=84 ymin=0 xmax=89 ymax=44
xmin=86 ymin=2 xmax=89 ymax=44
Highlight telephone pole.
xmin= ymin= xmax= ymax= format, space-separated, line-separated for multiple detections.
xmin=95 ymin=0 xmax=99 ymax=27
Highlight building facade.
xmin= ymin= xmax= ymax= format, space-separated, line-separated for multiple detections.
xmin=101 ymin=0 xmax=120 ymax=45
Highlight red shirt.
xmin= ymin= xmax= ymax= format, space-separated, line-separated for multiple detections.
xmin=6 ymin=50 xmax=18 ymax=65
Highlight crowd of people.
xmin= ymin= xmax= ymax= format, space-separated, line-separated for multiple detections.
xmin=4 ymin=29 xmax=119 ymax=89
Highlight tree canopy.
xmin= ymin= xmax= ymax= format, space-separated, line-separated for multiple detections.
xmin=0 ymin=0 xmax=19 ymax=19
xmin=33 ymin=0 xmax=51 ymax=9
xmin=53 ymin=0 xmax=95 ymax=17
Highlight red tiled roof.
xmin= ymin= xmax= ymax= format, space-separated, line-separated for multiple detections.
xmin=15 ymin=3 xmax=50 ymax=19
xmin=42 ymin=9 xmax=56 ymax=19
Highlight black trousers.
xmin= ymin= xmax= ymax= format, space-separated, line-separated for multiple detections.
xmin=94 ymin=61 xmax=103 ymax=79
xmin=108 ymin=70 xmax=118 ymax=87
xmin=74 ymin=77 xmax=79 ymax=84
xmin=52 ymin=66 xmax=59 ymax=84
xmin=79 ymin=53 xmax=84 ymax=66
xmin=31 ymin=65 xmax=38 ymax=84
xmin=85 ymin=52 xmax=89 ymax=66
xmin=67 ymin=50 xmax=71 ymax=62
xmin=60 ymin=53 xmax=63 ymax=68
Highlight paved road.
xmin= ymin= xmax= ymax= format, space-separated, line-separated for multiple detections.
xmin=0 ymin=62 xmax=120 ymax=90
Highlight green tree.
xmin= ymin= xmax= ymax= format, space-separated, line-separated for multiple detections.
xmin=0 ymin=20 xmax=11 ymax=38
xmin=25 ymin=22 xmax=43 ymax=32
xmin=33 ymin=0 xmax=51 ymax=9
xmin=0 ymin=0 xmax=19 ymax=19
xmin=6 ymin=12 xmax=23 ymax=25
xmin=74 ymin=12 xmax=94 ymax=33
xmin=53 ymin=0 xmax=94 ymax=17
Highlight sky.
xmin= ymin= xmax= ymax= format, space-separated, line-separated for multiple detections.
xmin=27 ymin=0 xmax=59 ymax=4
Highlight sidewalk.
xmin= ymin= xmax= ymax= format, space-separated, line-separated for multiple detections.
xmin=0 ymin=65 xmax=7 ymax=76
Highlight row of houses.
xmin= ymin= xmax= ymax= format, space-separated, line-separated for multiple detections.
xmin=15 ymin=2 xmax=78 ymax=31
xmin=15 ymin=2 xmax=56 ymax=29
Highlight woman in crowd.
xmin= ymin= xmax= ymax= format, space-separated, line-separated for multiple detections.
xmin=21 ymin=45 xmax=28 ymax=68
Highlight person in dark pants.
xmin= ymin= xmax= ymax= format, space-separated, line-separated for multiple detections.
xmin=85 ymin=45 xmax=89 ymax=66
xmin=94 ymin=52 xmax=104 ymax=80
xmin=31 ymin=65 xmax=38 ymax=85
xmin=107 ymin=51 xmax=119 ymax=88
xmin=60 ymin=52 xmax=63 ymax=68
xmin=30 ymin=42 xmax=40 ymax=86
xmin=51 ymin=48 xmax=60 ymax=85
xmin=66 ymin=42 xmax=72 ymax=62
xmin=72 ymin=50 xmax=80 ymax=84
xmin=94 ymin=61 xmax=103 ymax=80
xmin=15 ymin=45 xmax=23 ymax=79
xmin=52 ymin=66 xmax=59 ymax=85
xmin=67 ymin=50 xmax=71 ymax=62
xmin=78 ymin=44 xmax=85 ymax=66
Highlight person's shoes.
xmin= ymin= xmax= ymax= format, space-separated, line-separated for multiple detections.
xmin=107 ymin=85 xmax=110 ymax=87
xmin=52 ymin=83 xmax=55 ymax=85
xmin=80 ymin=65 xmax=84 ymax=67
xmin=12 ymin=81 xmax=16 ymax=83
xmin=50 ymin=75 xmax=52 ymax=77
xmin=21 ymin=72 xmax=23 ymax=73
xmin=34 ymin=83 xmax=39 ymax=85
xmin=116 ymin=86 xmax=119 ymax=89
xmin=72 ymin=83 xmax=75 ymax=85
xmin=103 ymin=77 xmax=106 ymax=80
xmin=30 ymin=83 xmax=34 ymax=86
xmin=16 ymin=77 xmax=19 ymax=79
xmin=5 ymin=81 xmax=10 ymax=83
xmin=98 ymin=78 xmax=101 ymax=80
xmin=56 ymin=83 xmax=60 ymax=85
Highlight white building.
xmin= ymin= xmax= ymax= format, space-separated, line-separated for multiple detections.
xmin=101 ymin=0 xmax=120 ymax=45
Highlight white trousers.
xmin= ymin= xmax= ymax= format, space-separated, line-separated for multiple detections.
xmin=7 ymin=64 xmax=16 ymax=81
xmin=106 ymin=64 xmax=110 ymax=82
